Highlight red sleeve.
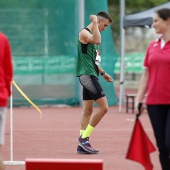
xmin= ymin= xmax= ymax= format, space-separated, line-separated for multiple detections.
xmin=4 ymin=37 xmax=13 ymax=97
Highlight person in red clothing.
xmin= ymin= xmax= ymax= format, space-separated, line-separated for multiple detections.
xmin=0 ymin=32 xmax=13 ymax=170
xmin=135 ymin=8 xmax=170 ymax=170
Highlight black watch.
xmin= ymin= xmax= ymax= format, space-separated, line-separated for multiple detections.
xmin=101 ymin=71 xmax=105 ymax=76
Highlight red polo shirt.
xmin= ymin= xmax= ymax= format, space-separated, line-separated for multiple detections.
xmin=0 ymin=32 xmax=13 ymax=106
xmin=144 ymin=38 xmax=170 ymax=104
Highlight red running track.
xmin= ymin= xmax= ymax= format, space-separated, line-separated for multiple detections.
xmin=3 ymin=104 xmax=161 ymax=170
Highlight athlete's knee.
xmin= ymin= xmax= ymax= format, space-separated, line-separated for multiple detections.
xmin=83 ymin=108 xmax=93 ymax=116
xmin=100 ymin=105 xmax=108 ymax=115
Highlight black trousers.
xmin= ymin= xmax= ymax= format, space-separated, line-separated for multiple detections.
xmin=147 ymin=105 xmax=170 ymax=170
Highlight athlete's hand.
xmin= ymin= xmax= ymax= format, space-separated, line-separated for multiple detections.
xmin=103 ymin=73 xmax=113 ymax=82
xmin=90 ymin=15 xmax=98 ymax=22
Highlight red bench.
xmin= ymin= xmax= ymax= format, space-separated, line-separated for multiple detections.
xmin=25 ymin=158 xmax=103 ymax=170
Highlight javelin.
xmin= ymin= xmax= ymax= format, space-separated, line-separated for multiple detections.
xmin=12 ymin=80 xmax=42 ymax=119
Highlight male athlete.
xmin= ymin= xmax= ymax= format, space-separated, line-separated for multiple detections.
xmin=76 ymin=11 xmax=113 ymax=154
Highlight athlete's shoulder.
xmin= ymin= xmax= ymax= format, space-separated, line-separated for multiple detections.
xmin=79 ymin=28 xmax=91 ymax=44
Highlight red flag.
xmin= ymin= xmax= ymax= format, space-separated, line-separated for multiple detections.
xmin=126 ymin=118 xmax=156 ymax=170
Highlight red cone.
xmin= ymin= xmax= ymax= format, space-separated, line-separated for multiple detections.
xmin=126 ymin=118 xmax=156 ymax=170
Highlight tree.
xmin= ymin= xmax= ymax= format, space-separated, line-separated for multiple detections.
xmin=108 ymin=0 xmax=169 ymax=52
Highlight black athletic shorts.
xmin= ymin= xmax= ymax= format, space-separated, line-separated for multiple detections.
xmin=79 ymin=75 xmax=105 ymax=101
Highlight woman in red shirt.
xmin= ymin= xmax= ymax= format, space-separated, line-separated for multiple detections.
xmin=136 ymin=8 xmax=170 ymax=170
xmin=0 ymin=32 xmax=13 ymax=170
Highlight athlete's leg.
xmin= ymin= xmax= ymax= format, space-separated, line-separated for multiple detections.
xmin=81 ymin=96 xmax=108 ymax=138
xmin=80 ymin=100 xmax=94 ymax=131
xmin=79 ymin=75 xmax=108 ymax=136
xmin=78 ymin=96 xmax=108 ymax=154
xmin=89 ymin=96 xmax=108 ymax=127
xmin=78 ymin=75 xmax=106 ymax=154
xmin=78 ymin=99 xmax=99 ymax=154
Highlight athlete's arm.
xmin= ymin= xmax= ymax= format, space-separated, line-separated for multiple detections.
xmin=79 ymin=15 xmax=101 ymax=44
xmin=98 ymin=66 xmax=113 ymax=82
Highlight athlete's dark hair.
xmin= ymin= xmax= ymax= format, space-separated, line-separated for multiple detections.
xmin=97 ymin=11 xmax=112 ymax=23
xmin=155 ymin=8 xmax=170 ymax=21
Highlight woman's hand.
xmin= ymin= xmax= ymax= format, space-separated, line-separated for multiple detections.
xmin=134 ymin=101 xmax=146 ymax=115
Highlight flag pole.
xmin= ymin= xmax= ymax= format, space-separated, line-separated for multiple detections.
xmin=4 ymin=82 xmax=25 ymax=165
xmin=78 ymin=0 xmax=84 ymax=107
xmin=119 ymin=0 xmax=125 ymax=112
xmin=10 ymin=81 xmax=13 ymax=162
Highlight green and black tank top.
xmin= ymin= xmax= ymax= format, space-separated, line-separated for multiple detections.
xmin=76 ymin=28 xmax=99 ymax=77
